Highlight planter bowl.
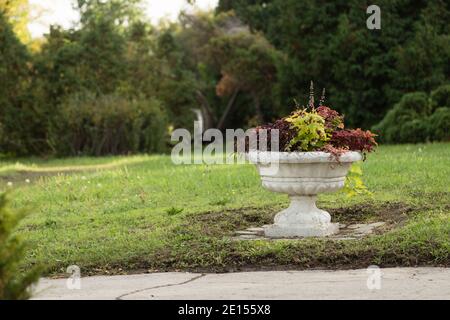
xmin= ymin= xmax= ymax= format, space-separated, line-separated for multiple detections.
xmin=248 ymin=151 xmax=362 ymax=238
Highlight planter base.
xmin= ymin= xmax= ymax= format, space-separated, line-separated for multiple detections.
xmin=264 ymin=195 xmax=339 ymax=238
xmin=264 ymin=223 xmax=339 ymax=238
xmin=249 ymin=151 xmax=362 ymax=238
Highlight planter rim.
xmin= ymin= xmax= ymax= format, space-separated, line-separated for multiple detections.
xmin=247 ymin=150 xmax=362 ymax=164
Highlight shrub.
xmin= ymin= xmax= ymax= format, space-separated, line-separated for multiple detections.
xmin=51 ymin=93 xmax=169 ymax=156
xmin=427 ymin=107 xmax=450 ymax=141
xmin=398 ymin=119 xmax=429 ymax=143
xmin=397 ymin=92 xmax=429 ymax=114
xmin=430 ymin=84 xmax=450 ymax=112
xmin=374 ymin=88 xmax=450 ymax=144
xmin=373 ymin=92 xmax=430 ymax=143
xmin=0 ymin=193 xmax=41 ymax=300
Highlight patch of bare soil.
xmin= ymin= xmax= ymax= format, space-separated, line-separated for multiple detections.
xmin=188 ymin=205 xmax=278 ymax=236
xmin=190 ymin=201 xmax=416 ymax=237
xmin=328 ymin=201 xmax=415 ymax=231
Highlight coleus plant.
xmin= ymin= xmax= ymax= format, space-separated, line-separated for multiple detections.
xmin=252 ymin=83 xmax=377 ymax=157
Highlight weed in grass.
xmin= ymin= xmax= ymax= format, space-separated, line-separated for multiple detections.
xmin=166 ymin=207 xmax=184 ymax=216
xmin=209 ymin=197 xmax=231 ymax=206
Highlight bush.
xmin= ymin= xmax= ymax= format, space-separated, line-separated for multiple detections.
xmin=427 ymin=107 xmax=450 ymax=141
xmin=373 ymin=92 xmax=430 ymax=143
xmin=398 ymin=119 xmax=429 ymax=143
xmin=51 ymin=93 xmax=169 ymax=156
xmin=0 ymin=193 xmax=41 ymax=300
xmin=373 ymin=88 xmax=450 ymax=143
xmin=430 ymin=84 xmax=450 ymax=112
xmin=396 ymin=92 xmax=429 ymax=114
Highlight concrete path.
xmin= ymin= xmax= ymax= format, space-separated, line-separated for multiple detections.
xmin=33 ymin=268 xmax=450 ymax=300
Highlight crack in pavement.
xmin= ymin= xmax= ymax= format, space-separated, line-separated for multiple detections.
xmin=115 ymin=274 xmax=206 ymax=300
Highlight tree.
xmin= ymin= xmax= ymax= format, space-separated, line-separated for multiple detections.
xmin=76 ymin=0 xmax=144 ymax=27
xmin=218 ymin=0 xmax=450 ymax=128
xmin=208 ymin=30 xmax=280 ymax=128
xmin=0 ymin=0 xmax=31 ymax=44
xmin=17 ymin=0 xmax=173 ymax=156
xmin=158 ymin=11 xmax=281 ymax=131
xmin=0 ymin=10 xmax=35 ymax=155
xmin=31 ymin=0 xmax=148 ymax=110
xmin=395 ymin=21 xmax=450 ymax=93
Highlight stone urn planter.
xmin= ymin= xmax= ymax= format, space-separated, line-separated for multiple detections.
xmin=248 ymin=151 xmax=362 ymax=238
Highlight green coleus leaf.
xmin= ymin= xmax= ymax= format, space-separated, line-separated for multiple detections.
xmin=285 ymin=109 xmax=330 ymax=151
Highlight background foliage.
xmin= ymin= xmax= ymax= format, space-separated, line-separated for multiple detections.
xmin=217 ymin=0 xmax=450 ymax=129
xmin=373 ymin=85 xmax=450 ymax=143
xmin=0 ymin=0 xmax=449 ymax=156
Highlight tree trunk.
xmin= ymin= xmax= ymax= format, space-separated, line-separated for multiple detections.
xmin=253 ymin=92 xmax=264 ymax=124
xmin=195 ymin=90 xmax=215 ymax=131
xmin=217 ymin=88 xmax=240 ymax=131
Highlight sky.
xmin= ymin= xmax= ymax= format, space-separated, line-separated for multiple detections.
xmin=28 ymin=0 xmax=218 ymax=38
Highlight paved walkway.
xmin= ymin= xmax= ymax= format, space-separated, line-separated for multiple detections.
xmin=33 ymin=268 xmax=450 ymax=300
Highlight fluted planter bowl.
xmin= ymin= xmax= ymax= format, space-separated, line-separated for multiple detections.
xmin=248 ymin=151 xmax=362 ymax=238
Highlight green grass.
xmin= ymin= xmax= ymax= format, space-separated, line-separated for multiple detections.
xmin=2 ymin=143 xmax=449 ymax=276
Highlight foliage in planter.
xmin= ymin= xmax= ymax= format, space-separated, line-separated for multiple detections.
xmin=0 ymin=193 xmax=41 ymax=300
xmin=284 ymin=109 xmax=329 ymax=151
xmin=248 ymin=84 xmax=377 ymax=156
xmin=316 ymin=106 xmax=344 ymax=133
xmin=330 ymin=129 xmax=378 ymax=154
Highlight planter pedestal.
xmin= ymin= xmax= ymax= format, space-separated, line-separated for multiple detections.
xmin=264 ymin=195 xmax=338 ymax=238
xmin=248 ymin=151 xmax=362 ymax=238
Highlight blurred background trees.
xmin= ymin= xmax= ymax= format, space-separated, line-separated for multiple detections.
xmin=0 ymin=0 xmax=31 ymax=43
xmin=217 ymin=0 xmax=449 ymax=129
xmin=0 ymin=9 xmax=34 ymax=155
xmin=0 ymin=0 xmax=448 ymax=156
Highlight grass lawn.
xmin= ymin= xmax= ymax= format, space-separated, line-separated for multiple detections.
xmin=2 ymin=143 xmax=449 ymax=276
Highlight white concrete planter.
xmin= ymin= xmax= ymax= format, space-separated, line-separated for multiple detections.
xmin=248 ymin=151 xmax=362 ymax=238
